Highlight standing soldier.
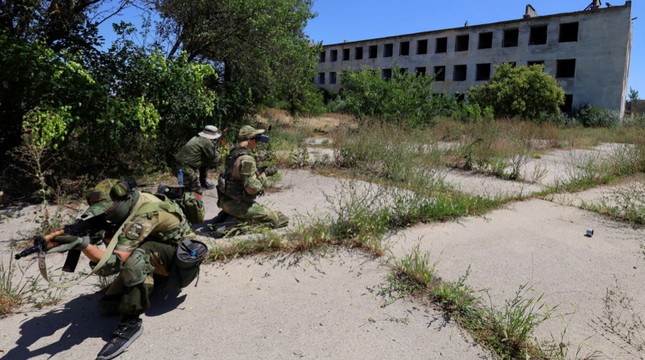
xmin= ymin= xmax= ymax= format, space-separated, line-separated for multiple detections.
xmin=47 ymin=179 xmax=207 ymax=360
xmin=214 ymin=125 xmax=288 ymax=230
xmin=174 ymin=125 xmax=222 ymax=193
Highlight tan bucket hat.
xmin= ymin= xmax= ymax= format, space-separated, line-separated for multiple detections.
xmin=198 ymin=125 xmax=222 ymax=140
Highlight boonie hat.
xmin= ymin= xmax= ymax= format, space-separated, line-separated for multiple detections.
xmin=237 ymin=125 xmax=265 ymax=140
xmin=198 ymin=125 xmax=222 ymax=140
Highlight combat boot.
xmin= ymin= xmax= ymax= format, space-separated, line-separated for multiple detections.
xmin=200 ymin=181 xmax=215 ymax=190
xmin=96 ymin=316 xmax=143 ymax=360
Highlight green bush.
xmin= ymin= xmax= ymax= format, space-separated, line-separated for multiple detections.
xmin=450 ymin=102 xmax=494 ymax=123
xmin=339 ymin=66 xmax=448 ymax=127
xmin=575 ymin=104 xmax=621 ymax=128
xmin=468 ymin=63 xmax=564 ymax=122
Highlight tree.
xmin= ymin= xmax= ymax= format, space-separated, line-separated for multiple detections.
xmin=468 ymin=63 xmax=564 ymax=121
xmin=148 ymin=0 xmax=319 ymax=119
xmin=628 ymin=87 xmax=639 ymax=102
xmin=0 ymin=0 xmax=130 ymax=167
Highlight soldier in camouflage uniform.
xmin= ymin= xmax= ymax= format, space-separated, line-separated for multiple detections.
xmin=215 ymin=125 xmax=288 ymax=229
xmin=174 ymin=125 xmax=222 ymax=193
xmin=47 ymin=179 xmax=206 ymax=360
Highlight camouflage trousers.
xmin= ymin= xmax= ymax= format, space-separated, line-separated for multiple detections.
xmin=217 ymin=192 xmax=289 ymax=228
xmin=99 ymin=241 xmax=176 ymax=317
xmin=174 ymin=164 xmax=210 ymax=193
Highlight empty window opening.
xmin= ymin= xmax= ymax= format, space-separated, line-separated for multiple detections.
xmin=318 ymin=72 xmax=325 ymax=84
xmin=529 ymin=25 xmax=548 ymax=45
xmin=556 ymin=59 xmax=576 ymax=78
xmin=417 ymin=39 xmax=428 ymax=54
xmin=453 ymin=65 xmax=467 ymax=81
xmin=415 ymin=67 xmax=426 ymax=76
xmin=436 ymin=37 xmax=447 ymax=53
xmin=342 ymin=48 xmax=350 ymax=61
xmin=434 ymin=66 xmax=446 ymax=81
xmin=503 ymin=28 xmax=519 ymax=47
xmin=455 ymin=93 xmax=466 ymax=102
xmin=478 ymin=32 xmax=493 ymax=49
xmin=330 ymin=72 xmax=337 ymax=84
xmin=330 ymin=49 xmax=338 ymax=62
xmin=476 ymin=63 xmax=491 ymax=81
xmin=559 ymin=22 xmax=579 ymax=42
xmin=369 ymin=45 xmax=378 ymax=59
xmin=455 ymin=34 xmax=469 ymax=51
xmin=355 ymin=47 xmax=363 ymax=60
xmin=503 ymin=61 xmax=517 ymax=68
xmin=382 ymin=68 xmax=392 ymax=80
xmin=319 ymin=51 xmax=326 ymax=63
xmin=384 ymin=43 xmax=393 ymax=57
xmin=561 ymin=94 xmax=573 ymax=113
xmin=400 ymin=41 xmax=410 ymax=56
xmin=399 ymin=68 xmax=408 ymax=75
xmin=527 ymin=60 xmax=545 ymax=67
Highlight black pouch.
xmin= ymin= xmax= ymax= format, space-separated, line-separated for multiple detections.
xmin=167 ymin=239 xmax=209 ymax=288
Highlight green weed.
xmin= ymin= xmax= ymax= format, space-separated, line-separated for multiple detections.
xmin=0 ymin=255 xmax=33 ymax=316
xmin=591 ymin=279 xmax=645 ymax=358
xmin=582 ymin=181 xmax=645 ymax=225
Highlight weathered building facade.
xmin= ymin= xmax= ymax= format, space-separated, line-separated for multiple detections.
xmin=315 ymin=1 xmax=632 ymax=115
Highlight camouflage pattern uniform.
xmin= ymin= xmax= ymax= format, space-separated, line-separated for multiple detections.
xmin=216 ymin=126 xmax=288 ymax=228
xmin=174 ymin=128 xmax=221 ymax=193
xmin=96 ymin=192 xmax=193 ymax=317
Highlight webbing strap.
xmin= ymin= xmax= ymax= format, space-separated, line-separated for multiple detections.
xmin=37 ymin=196 xmax=145 ymax=288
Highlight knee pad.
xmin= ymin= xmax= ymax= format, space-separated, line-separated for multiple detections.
xmin=121 ymin=248 xmax=154 ymax=287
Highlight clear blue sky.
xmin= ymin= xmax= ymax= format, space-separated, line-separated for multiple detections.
xmin=305 ymin=0 xmax=643 ymax=95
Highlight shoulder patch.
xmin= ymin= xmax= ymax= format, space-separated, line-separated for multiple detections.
xmin=125 ymin=223 xmax=144 ymax=240
xmin=239 ymin=157 xmax=256 ymax=175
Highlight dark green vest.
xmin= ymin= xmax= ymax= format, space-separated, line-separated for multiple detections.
xmin=219 ymin=147 xmax=253 ymax=201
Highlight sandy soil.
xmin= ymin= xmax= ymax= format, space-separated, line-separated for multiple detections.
xmin=1 ymin=131 xmax=644 ymax=359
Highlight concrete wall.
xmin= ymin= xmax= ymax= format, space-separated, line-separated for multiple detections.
xmin=316 ymin=2 xmax=632 ymax=116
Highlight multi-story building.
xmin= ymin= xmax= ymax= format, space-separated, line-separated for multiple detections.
xmin=315 ymin=1 xmax=632 ymax=115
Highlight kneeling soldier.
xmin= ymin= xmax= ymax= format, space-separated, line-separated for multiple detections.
xmin=47 ymin=179 xmax=207 ymax=359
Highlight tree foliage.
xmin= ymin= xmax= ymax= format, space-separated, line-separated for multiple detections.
xmin=468 ymin=63 xmax=565 ymax=121
xmin=150 ymin=0 xmax=320 ymax=118
xmin=0 ymin=0 xmax=321 ymax=199
xmin=339 ymin=66 xmax=449 ymax=127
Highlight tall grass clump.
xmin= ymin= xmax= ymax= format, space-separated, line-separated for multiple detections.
xmin=548 ymin=144 xmax=645 ymax=193
xmin=0 ymin=256 xmax=33 ymax=316
xmin=333 ymin=122 xmax=438 ymax=181
xmin=391 ymin=248 xmax=557 ymax=359
xmin=582 ymin=180 xmax=645 ymax=225
xmin=483 ymin=285 xmax=555 ymax=359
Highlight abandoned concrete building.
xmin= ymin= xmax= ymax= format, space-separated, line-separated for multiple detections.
xmin=315 ymin=1 xmax=632 ymax=116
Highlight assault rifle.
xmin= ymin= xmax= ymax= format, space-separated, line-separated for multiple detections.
xmin=15 ymin=216 xmax=109 ymax=273
xmin=157 ymin=184 xmax=184 ymax=200
xmin=257 ymin=165 xmax=278 ymax=177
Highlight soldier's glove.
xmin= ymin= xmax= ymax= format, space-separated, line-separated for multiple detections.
xmin=47 ymin=235 xmax=90 ymax=254
xmin=264 ymin=167 xmax=278 ymax=177
xmin=90 ymin=230 xmax=107 ymax=245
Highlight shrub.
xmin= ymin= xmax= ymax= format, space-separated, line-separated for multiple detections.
xmin=575 ymin=104 xmax=621 ymax=128
xmin=468 ymin=63 xmax=564 ymax=122
xmin=450 ymin=102 xmax=494 ymax=123
xmin=339 ymin=66 xmax=448 ymax=127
